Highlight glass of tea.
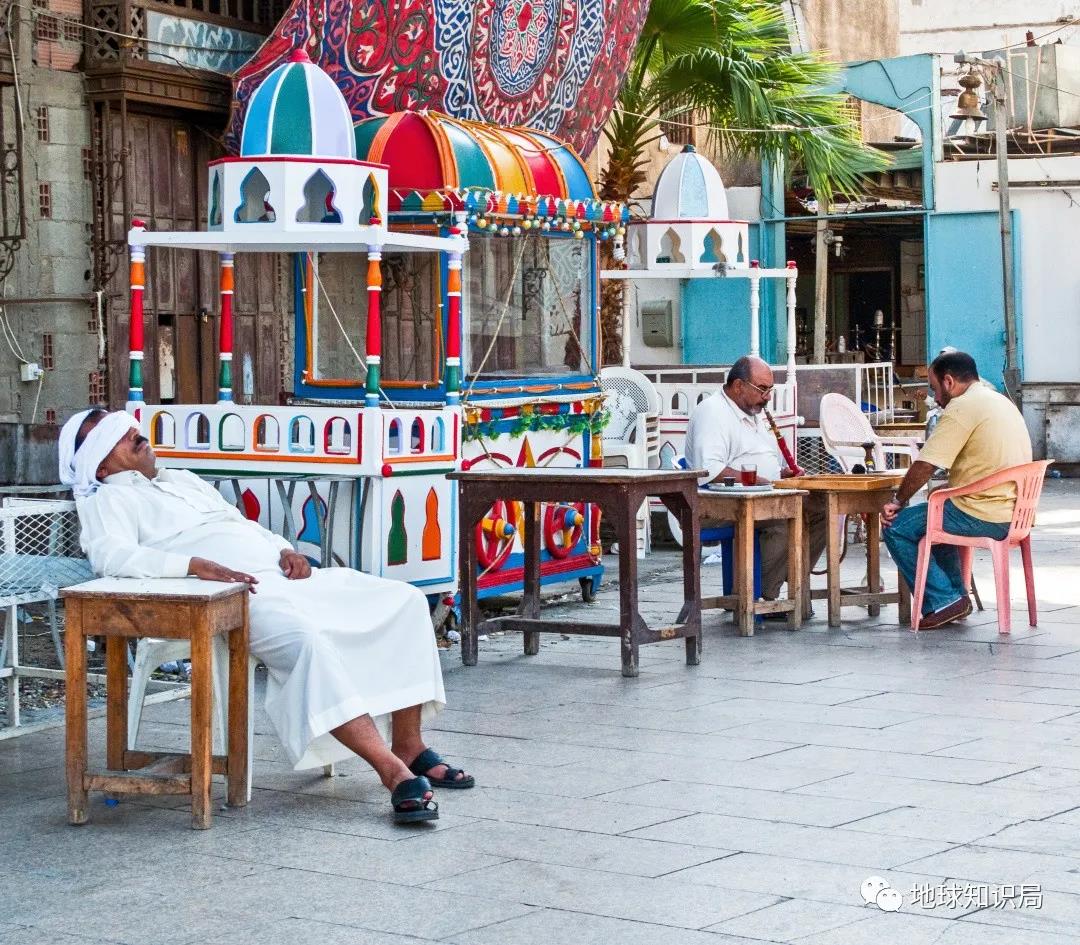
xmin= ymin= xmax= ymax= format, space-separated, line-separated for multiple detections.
xmin=740 ymin=464 xmax=757 ymax=486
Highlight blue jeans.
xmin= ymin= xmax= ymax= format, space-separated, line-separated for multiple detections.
xmin=883 ymin=500 xmax=1009 ymax=615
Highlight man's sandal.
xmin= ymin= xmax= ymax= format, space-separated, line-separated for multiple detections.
xmin=408 ymin=748 xmax=475 ymax=789
xmin=391 ymin=775 xmax=439 ymax=823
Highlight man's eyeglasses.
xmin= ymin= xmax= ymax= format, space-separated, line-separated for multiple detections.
xmin=741 ymin=380 xmax=774 ymax=398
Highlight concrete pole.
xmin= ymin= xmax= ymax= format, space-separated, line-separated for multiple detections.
xmin=813 ymin=200 xmax=829 ymax=364
xmin=993 ymin=65 xmax=1020 ymax=403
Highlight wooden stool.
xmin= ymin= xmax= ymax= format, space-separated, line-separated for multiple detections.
xmin=62 ymin=578 xmax=250 ymax=830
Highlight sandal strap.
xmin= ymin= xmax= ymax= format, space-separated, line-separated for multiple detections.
xmin=391 ymin=775 xmax=433 ymax=809
xmin=407 ymin=748 xmax=445 ymax=777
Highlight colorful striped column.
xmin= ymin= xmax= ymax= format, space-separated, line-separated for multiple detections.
xmin=126 ymin=221 xmax=146 ymax=410
xmin=365 ymin=247 xmax=382 ymax=408
xmin=218 ymin=252 xmax=234 ymax=403
xmin=446 ymin=245 xmax=463 ymax=405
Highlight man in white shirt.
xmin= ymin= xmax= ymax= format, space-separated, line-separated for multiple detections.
xmin=60 ymin=408 xmax=474 ymax=824
xmin=685 ymin=356 xmax=827 ymax=607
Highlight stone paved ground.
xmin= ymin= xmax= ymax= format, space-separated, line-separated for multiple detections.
xmin=4 ymin=481 xmax=1080 ymax=945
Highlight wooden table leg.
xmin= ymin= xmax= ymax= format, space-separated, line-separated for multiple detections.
xmin=866 ymin=511 xmax=882 ymax=618
xmin=226 ymin=595 xmax=249 ymax=808
xmin=677 ymin=490 xmax=701 ymax=666
xmin=459 ymin=493 xmax=483 ymax=666
xmin=827 ymin=494 xmax=842 ymax=628
xmin=64 ymin=599 xmax=88 ymax=826
xmin=105 ymin=634 xmax=128 ymax=772
xmin=787 ymin=509 xmax=804 ymax=630
xmin=898 ymin=569 xmax=912 ymax=626
xmin=189 ymin=617 xmax=214 ymax=830
xmin=613 ymin=499 xmax=642 ymax=677
xmin=521 ymin=500 xmax=541 ymax=657
xmin=802 ymin=504 xmax=812 ymax=619
xmin=735 ymin=501 xmax=755 ymax=637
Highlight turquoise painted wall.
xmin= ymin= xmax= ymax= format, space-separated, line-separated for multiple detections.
xmin=924 ymin=210 xmax=1022 ymax=389
xmin=681 ymin=224 xmax=789 ymax=364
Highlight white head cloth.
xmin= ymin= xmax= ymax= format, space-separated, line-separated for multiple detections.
xmin=58 ymin=409 xmax=139 ymax=498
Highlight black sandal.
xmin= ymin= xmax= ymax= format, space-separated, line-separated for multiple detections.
xmin=391 ymin=775 xmax=439 ymax=823
xmin=407 ymin=748 xmax=475 ymax=790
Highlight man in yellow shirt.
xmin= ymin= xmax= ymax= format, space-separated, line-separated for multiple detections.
xmin=881 ymin=351 xmax=1032 ymax=629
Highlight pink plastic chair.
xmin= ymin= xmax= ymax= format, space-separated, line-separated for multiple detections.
xmin=911 ymin=460 xmax=1052 ymax=633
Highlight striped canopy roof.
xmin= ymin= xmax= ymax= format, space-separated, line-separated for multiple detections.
xmin=240 ymin=50 xmax=356 ymax=160
xmin=354 ymin=111 xmax=594 ymax=210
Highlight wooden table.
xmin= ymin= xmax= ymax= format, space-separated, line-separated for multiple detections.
xmin=697 ymin=486 xmax=806 ymax=636
xmin=62 ymin=578 xmax=250 ymax=830
xmin=450 ymin=468 xmax=701 ymax=678
xmin=776 ymin=475 xmax=911 ymax=628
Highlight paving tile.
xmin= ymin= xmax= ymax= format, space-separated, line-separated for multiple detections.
xmin=425 ymin=859 xmax=780 ymax=929
xmin=930 ymin=736 xmax=1080 ymax=769
xmin=792 ymin=771 xmax=1079 ymax=819
xmin=748 ymin=745 xmax=1032 ymax=784
xmin=902 ymin=845 xmax=1080 ymax=895
xmin=839 ymin=692 xmax=1077 ymax=723
xmin=791 ymin=911 xmax=1077 ymax=945
xmin=198 ymin=823 xmax=508 ymax=884
xmin=958 ymin=887 xmax=1080 ymax=937
xmin=203 ymin=868 xmax=538 ymax=940
xmin=396 ymin=817 xmax=725 ymax=877
xmin=594 ymin=780 xmax=897 ymax=827
xmin=715 ymin=718 xmax=972 ymax=754
xmin=973 ymin=819 xmax=1080 ymax=859
xmin=627 ymin=813 xmax=953 ymax=868
xmin=707 ymin=899 xmax=870 ymax=941
xmin=839 ymin=806 xmax=1018 ymax=844
xmin=411 ymin=784 xmax=683 ymax=834
xmin=447 ymin=909 xmax=768 ymax=945
xmin=0 ymin=930 xmax=120 ymax=945
xmin=204 ymin=918 xmax=436 ymax=945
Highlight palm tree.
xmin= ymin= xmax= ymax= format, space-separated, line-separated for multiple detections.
xmin=598 ymin=0 xmax=883 ymax=363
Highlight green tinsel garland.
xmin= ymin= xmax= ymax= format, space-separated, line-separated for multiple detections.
xmin=463 ymin=409 xmax=609 ymax=443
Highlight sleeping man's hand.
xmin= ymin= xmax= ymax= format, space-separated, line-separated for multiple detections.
xmin=279 ymin=549 xmax=312 ymax=580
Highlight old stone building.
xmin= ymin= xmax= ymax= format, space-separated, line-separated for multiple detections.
xmin=0 ymin=0 xmax=291 ymax=428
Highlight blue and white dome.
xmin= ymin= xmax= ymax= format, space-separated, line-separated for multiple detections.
xmin=652 ymin=144 xmax=729 ymax=220
xmin=240 ymin=49 xmax=355 ymax=160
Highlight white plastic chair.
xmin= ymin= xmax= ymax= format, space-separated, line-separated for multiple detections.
xmin=128 ymin=638 xmax=333 ymax=801
xmin=819 ymin=392 xmax=920 ymax=473
xmin=600 ymin=367 xmax=662 ymax=555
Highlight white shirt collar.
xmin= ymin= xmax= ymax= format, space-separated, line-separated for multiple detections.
xmin=719 ymin=387 xmax=759 ymax=427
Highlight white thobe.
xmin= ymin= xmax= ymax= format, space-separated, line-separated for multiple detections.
xmin=684 ymin=388 xmax=782 ymax=484
xmin=77 ymin=468 xmax=445 ymax=769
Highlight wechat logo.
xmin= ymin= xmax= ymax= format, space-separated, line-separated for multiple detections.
xmin=861 ymin=877 xmax=903 ymax=912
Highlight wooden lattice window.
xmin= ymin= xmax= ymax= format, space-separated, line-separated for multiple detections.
xmin=659 ymin=93 xmax=695 ymax=147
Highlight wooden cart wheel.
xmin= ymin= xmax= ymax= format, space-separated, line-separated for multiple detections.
xmin=543 ymin=502 xmax=585 ymax=559
xmin=475 ymin=499 xmax=520 ymax=571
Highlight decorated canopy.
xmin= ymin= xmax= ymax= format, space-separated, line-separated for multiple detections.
xmin=355 ymin=111 xmax=593 ymax=205
xmin=227 ymin=0 xmax=650 ymax=158
xmin=652 ymin=144 xmax=731 ymax=221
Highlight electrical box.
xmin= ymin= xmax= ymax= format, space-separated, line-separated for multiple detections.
xmin=641 ymin=300 xmax=674 ymax=348
xmin=19 ymin=362 xmax=43 ymax=382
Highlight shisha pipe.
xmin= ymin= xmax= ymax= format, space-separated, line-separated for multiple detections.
xmin=764 ymin=409 xmax=803 ymax=477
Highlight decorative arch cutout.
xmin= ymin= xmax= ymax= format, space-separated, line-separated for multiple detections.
xmin=387 ymin=418 xmax=402 ymax=455
xmin=235 ymin=167 xmax=275 ymax=223
xmin=296 ymin=169 xmax=342 ymax=224
xmin=656 ymin=227 xmax=685 ymax=264
xmin=697 ymin=391 xmax=708 ymax=404
xmin=422 ymin=488 xmax=441 ymax=561
xmin=700 ymin=229 xmax=727 ymax=264
xmin=431 ymin=416 xmax=446 ymax=452
xmin=672 ymin=391 xmax=689 ymax=414
xmin=219 ymin=413 xmax=246 ymax=451
xmin=254 ymin=414 xmax=280 ymax=451
xmin=289 ymin=415 xmax=316 ymax=453
xmin=736 ymin=231 xmax=745 ymax=263
xmin=209 ymin=172 xmax=223 ymax=228
xmin=410 ymin=417 xmax=424 ymax=454
xmin=185 ymin=412 xmax=210 ymax=449
xmin=325 ymin=416 xmax=352 ymax=455
xmin=387 ymin=490 xmax=408 ymax=565
xmin=151 ymin=411 xmax=175 ymax=448
xmin=359 ymin=173 xmax=380 ymax=225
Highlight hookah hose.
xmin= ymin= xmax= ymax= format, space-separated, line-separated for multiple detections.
xmin=764 ymin=409 xmax=802 ymax=476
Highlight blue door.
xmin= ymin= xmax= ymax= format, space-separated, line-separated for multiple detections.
xmin=924 ymin=210 xmax=1021 ymax=389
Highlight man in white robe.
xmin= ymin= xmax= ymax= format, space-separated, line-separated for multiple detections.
xmin=61 ymin=408 xmax=473 ymax=823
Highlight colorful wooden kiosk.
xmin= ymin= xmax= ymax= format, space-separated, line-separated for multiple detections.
xmin=127 ymin=51 xmax=625 ymax=617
